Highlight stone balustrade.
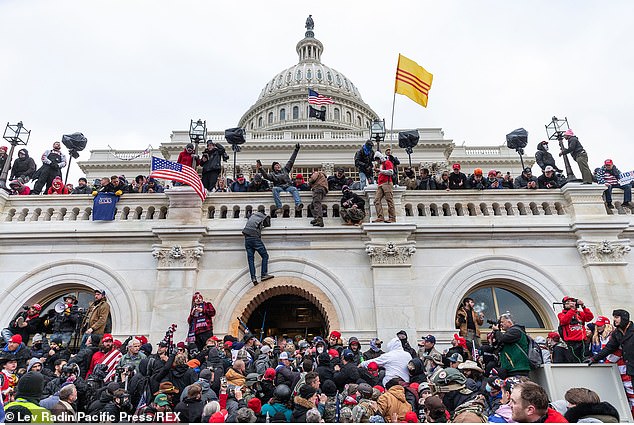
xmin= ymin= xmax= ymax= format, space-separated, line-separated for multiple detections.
xmin=1 ymin=184 xmax=628 ymax=223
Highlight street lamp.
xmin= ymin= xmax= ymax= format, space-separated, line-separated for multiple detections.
xmin=188 ymin=119 xmax=206 ymax=155
xmin=545 ymin=116 xmax=577 ymax=182
xmin=369 ymin=119 xmax=386 ymax=152
xmin=1 ymin=121 xmax=31 ymax=190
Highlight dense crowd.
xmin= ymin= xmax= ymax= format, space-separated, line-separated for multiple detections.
xmin=3 ymin=129 xmax=630 ymax=213
xmin=0 ymin=289 xmax=632 ymax=423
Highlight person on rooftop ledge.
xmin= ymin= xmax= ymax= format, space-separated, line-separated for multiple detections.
xmin=256 ymin=143 xmax=303 ymax=214
xmin=560 ymin=129 xmax=593 ymax=184
xmin=596 ymin=159 xmax=631 ymax=208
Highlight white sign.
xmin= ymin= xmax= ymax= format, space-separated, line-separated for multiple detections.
xmin=619 ymin=170 xmax=634 ymax=185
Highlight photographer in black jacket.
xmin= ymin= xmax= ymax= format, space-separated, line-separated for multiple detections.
xmin=200 ymin=140 xmax=229 ymax=191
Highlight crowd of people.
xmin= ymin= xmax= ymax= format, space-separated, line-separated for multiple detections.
xmin=1 ymin=287 xmax=632 ymax=423
xmin=3 ymin=128 xmax=630 ymax=213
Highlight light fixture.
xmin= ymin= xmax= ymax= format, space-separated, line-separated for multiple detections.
xmin=1 ymin=121 xmax=31 ymax=189
xmin=545 ymin=116 xmax=577 ymax=182
xmin=369 ymin=119 xmax=386 ymax=152
xmin=189 ymin=119 xmax=206 ymax=153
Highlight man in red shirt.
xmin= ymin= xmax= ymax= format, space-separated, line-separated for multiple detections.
xmin=372 ymin=152 xmax=396 ymax=223
xmin=558 ymin=296 xmax=594 ymax=363
xmin=86 ymin=333 xmax=116 ymax=377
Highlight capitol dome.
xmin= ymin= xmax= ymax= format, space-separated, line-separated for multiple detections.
xmin=238 ymin=17 xmax=379 ymax=131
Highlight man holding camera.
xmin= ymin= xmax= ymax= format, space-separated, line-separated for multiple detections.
xmin=558 ymin=296 xmax=594 ymax=363
xmin=200 ymin=140 xmax=229 ymax=192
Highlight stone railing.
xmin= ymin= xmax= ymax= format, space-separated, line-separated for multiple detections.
xmin=0 ymin=193 xmax=169 ymax=222
xmin=1 ymin=185 xmax=626 ymax=223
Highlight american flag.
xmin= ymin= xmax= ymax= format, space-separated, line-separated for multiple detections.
xmin=308 ymin=88 xmax=334 ymax=105
xmin=149 ymin=156 xmax=206 ymax=201
xmin=101 ymin=349 xmax=123 ymax=383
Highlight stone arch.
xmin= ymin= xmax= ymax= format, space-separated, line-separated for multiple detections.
xmin=429 ymin=256 xmax=564 ymax=330
xmin=214 ymin=257 xmax=358 ymax=336
xmin=0 ymin=259 xmax=139 ymax=337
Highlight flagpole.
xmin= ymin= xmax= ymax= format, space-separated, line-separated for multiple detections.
xmin=389 ymin=91 xmax=397 ymax=150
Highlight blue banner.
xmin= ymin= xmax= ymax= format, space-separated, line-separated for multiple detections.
xmin=92 ymin=192 xmax=119 ymax=221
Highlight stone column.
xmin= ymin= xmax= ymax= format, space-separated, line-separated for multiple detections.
xmin=363 ymin=223 xmax=417 ymax=343
xmin=563 ymin=184 xmax=633 ymax=315
xmin=149 ymin=187 xmax=208 ymax=343
xmin=364 ymin=187 xmax=406 ymax=221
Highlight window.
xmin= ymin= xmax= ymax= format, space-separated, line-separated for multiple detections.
xmin=268 ymin=112 xmax=273 ymax=124
xmin=346 ymin=111 xmax=352 ymax=123
xmin=334 ymin=108 xmax=340 ymax=120
xmin=463 ymin=285 xmax=546 ymax=329
xmin=280 ymin=108 xmax=286 ymax=121
xmin=277 ymin=75 xmax=283 ymax=88
xmin=258 ymin=116 xmax=263 ymax=127
xmin=306 ymin=69 xmax=312 ymax=80
xmin=327 ymin=72 xmax=333 ymax=83
xmin=317 ymin=69 xmax=323 ymax=81
xmin=286 ymin=72 xmax=292 ymax=83
xmin=356 ymin=116 xmax=362 ymax=127
xmin=292 ymin=106 xmax=299 ymax=120
xmin=296 ymin=70 xmax=302 ymax=81
xmin=336 ymin=74 xmax=342 ymax=86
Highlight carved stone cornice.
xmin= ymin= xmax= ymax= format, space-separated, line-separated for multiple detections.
xmin=152 ymin=245 xmax=203 ymax=269
xmin=366 ymin=241 xmax=416 ymax=267
xmin=577 ymin=240 xmax=631 ymax=266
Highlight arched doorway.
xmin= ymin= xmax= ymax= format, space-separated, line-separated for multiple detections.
xmin=245 ymin=294 xmax=327 ymax=340
xmin=232 ymin=280 xmax=338 ymax=339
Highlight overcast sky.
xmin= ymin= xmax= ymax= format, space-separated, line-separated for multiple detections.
xmin=1 ymin=0 xmax=633 ymax=182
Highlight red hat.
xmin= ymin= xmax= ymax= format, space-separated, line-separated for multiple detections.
xmin=405 ymin=411 xmax=419 ymax=423
xmin=223 ymin=341 xmax=233 ymax=349
xmin=488 ymin=170 xmax=497 ymax=176
xmin=31 ymin=304 xmax=42 ymax=312
xmin=177 ymin=341 xmax=186 ymax=349
xmin=453 ymin=334 xmax=467 ymax=349
xmin=0 ymin=146 xmax=7 ymax=152
xmin=452 ymin=163 xmax=461 ymax=169
xmin=210 ymin=335 xmax=220 ymax=341
xmin=263 ymin=367 xmax=276 ymax=380
xmin=562 ymin=296 xmax=576 ymax=304
xmin=135 ymin=335 xmax=148 ymax=345
xmin=113 ymin=339 xmax=123 ymax=348
xmin=102 ymin=334 xmax=114 ymax=342
xmin=409 ymin=382 xmax=420 ymax=392
xmin=9 ymin=334 xmax=22 ymax=344
xmin=367 ymin=361 xmax=379 ymax=371
xmin=595 ymin=316 xmax=611 ymax=326
xmin=328 ymin=348 xmax=340 ymax=358
xmin=373 ymin=385 xmax=385 ymax=394
xmin=547 ymin=332 xmax=560 ymax=341
xmin=295 ymin=173 xmax=303 ymax=179
xmin=605 ymin=159 xmax=613 ymax=166
xmin=209 ymin=412 xmax=225 ymax=423
xmin=329 ymin=331 xmax=341 ymax=339
xmin=247 ymin=397 xmax=262 ymax=414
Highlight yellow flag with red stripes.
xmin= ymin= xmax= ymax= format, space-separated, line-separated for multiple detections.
xmin=394 ymin=54 xmax=433 ymax=108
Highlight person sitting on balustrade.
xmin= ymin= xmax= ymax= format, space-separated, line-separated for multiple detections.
xmin=537 ymin=166 xmax=561 ymax=189
xmin=246 ymin=173 xmax=270 ymax=192
xmin=328 ymin=167 xmax=353 ymax=191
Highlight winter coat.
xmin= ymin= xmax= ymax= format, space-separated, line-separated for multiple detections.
xmin=291 ymin=395 xmax=319 ymax=423
xmin=328 ymin=174 xmax=352 ymax=191
xmin=593 ymin=321 xmax=634 ymax=375
xmin=274 ymin=364 xmax=300 ymax=389
xmin=377 ymin=385 xmax=412 ymax=422
xmin=354 ymin=145 xmax=375 ymax=176
xmin=261 ymin=402 xmax=292 ymax=422
xmin=242 ymin=211 xmax=271 ymax=239
xmin=333 ymin=361 xmax=360 ymax=391
xmin=363 ymin=347 xmax=384 ymax=361
xmin=201 ymin=144 xmax=228 ymax=173
xmin=225 ymin=367 xmax=246 ymax=387
xmin=561 ymin=136 xmax=585 ymax=160
xmin=0 ymin=342 xmax=33 ymax=370
xmin=10 ymin=149 xmax=37 ymax=180
xmin=408 ymin=358 xmax=427 ymax=384
xmin=535 ymin=144 xmax=560 ymax=171
xmin=246 ymin=180 xmax=270 ymax=192
xmin=360 ymin=338 xmax=411 ymax=386
xmin=83 ymin=298 xmax=110 ymax=335
xmin=260 ymin=147 xmax=299 ymax=188
xmin=177 ymin=149 xmax=200 ymax=169
xmin=230 ymin=179 xmax=250 ymax=192
xmin=417 ymin=176 xmax=437 ymax=190
xmin=564 ymin=402 xmax=619 ymax=423
xmin=488 ymin=403 xmax=515 ymax=423
xmin=495 ymin=325 xmax=531 ymax=374
xmin=455 ymin=306 xmax=484 ymax=338
xmin=448 ymin=172 xmax=468 ymax=189
xmin=174 ymin=397 xmax=204 ymax=423
xmin=187 ymin=300 xmax=216 ymax=336
xmin=468 ymin=175 xmax=489 ymax=190
xmin=69 ymin=346 xmax=98 ymax=377
xmin=87 ymin=388 xmax=114 ymax=414
xmin=254 ymin=353 xmax=272 ymax=375
xmin=558 ymin=308 xmax=594 ymax=342
xmin=538 ymin=173 xmax=561 ymax=189
xmin=538 ymin=407 xmax=568 ymax=423
xmin=347 ymin=337 xmax=363 ymax=365
xmin=51 ymin=306 xmax=80 ymax=334
xmin=71 ymin=184 xmax=92 ymax=194
xmin=316 ymin=357 xmax=335 ymax=386
xmin=309 ymin=171 xmax=328 ymax=193
xmin=514 ymin=174 xmax=538 ymax=188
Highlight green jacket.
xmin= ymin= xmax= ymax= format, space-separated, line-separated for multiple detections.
xmin=496 ymin=325 xmax=531 ymax=373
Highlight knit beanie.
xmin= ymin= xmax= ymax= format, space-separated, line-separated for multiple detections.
xmin=199 ymin=368 xmax=213 ymax=381
xmin=140 ymin=343 xmax=153 ymax=356
xmin=299 ymin=384 xmax=317 ymax=399
xmin=247 ymin=397 xmax=262 ymax=414
xmin=322 ymin=379 xmax=337 ymax=397
xmin=16 ymin=371 xmax=45 ymax=402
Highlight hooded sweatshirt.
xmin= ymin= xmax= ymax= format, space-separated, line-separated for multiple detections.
xmin=360 ymin=338 xmax=411 ymax=386
xmin=10 ymin=149 xmax=37 ymax=180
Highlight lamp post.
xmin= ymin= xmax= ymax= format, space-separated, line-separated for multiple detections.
xmin=188 ymin=119 xmax=206 ymax=156
xmin=369 ymin=118 xmax=386 ymax=152
xmin=545 ymin=116 xmax=577 ymax=182
xmin=1 ymin=121 xmax=31 ymax=190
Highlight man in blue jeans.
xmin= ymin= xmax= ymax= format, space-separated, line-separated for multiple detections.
xmin=242 ymin=211 xmax=275 ymax=285
xmin=256 ymin=143 xmax=303 ymax=214
xmin=596 ymin=159 xmax=631 ymax=209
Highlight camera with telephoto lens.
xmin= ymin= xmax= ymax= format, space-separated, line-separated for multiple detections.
xmin=116 ymin=364 xmax=136 ymax=377
xmin=487 ymin=319 xmax=501 ymax=328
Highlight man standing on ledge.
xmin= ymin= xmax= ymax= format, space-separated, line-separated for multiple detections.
xmin=372 ymin=151 xmax=396 ymax=223
xmin=81 ymin=289 xmax=110 ymax=347
xmin=560 ymin=129 xmax=593 ymax=184
xmin=309 ymin=169 xmax=328 ymax=227
xmin=242 ymin=211 xmax=275 ymax=286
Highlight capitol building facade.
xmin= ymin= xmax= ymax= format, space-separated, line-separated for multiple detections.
xmin=0 ymin=20 xmax=632 ymax=349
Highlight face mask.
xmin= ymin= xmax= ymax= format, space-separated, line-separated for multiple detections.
xmin=485 ymin=384 xmax=493 ymax=393
xmin=317 ymin=347 xmax=324 ymax=354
